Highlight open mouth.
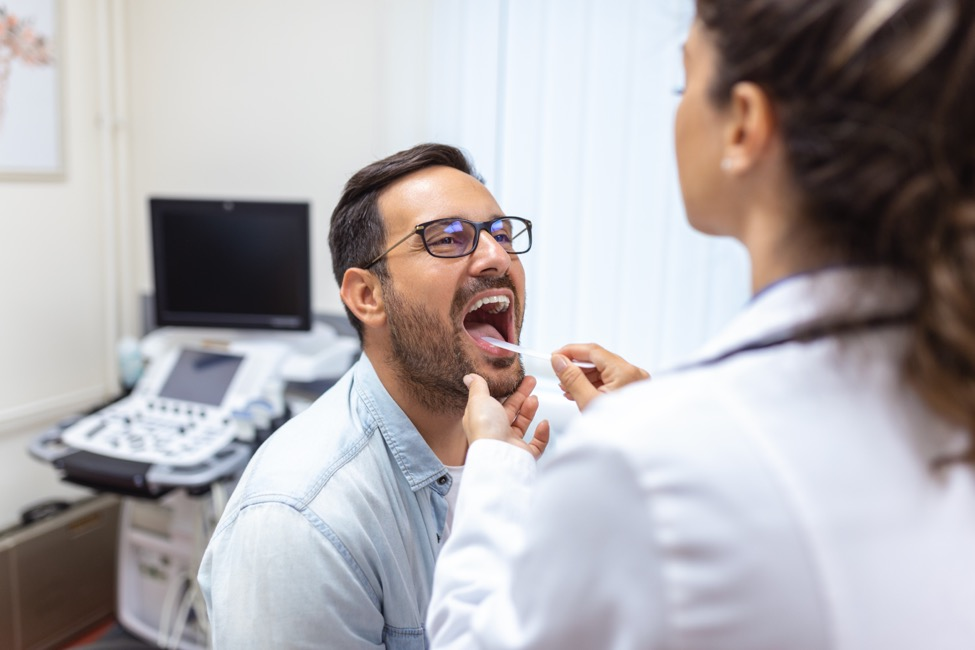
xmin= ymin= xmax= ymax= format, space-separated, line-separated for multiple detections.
xmin=462 ymin=292 xmax=515 ymax=355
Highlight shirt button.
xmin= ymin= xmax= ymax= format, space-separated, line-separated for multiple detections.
xmin=437 ymin=476 xmax=448 ymax=485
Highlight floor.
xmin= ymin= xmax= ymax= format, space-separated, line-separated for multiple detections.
xmin=61 ymin=618 xmax=158 ymax=650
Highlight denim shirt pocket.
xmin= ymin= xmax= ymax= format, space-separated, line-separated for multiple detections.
xmin=383 ymin=624 xmax=427 ymax=650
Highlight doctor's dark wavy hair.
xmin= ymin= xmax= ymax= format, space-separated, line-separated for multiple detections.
xmin=328 ymin=143 xmax=483 ymax=340
xmin=696 ymin=0 xmax=975 ymax=452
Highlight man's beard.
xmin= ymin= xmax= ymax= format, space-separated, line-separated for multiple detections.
xmin=383 ymin=275 xmax=525 ymax=415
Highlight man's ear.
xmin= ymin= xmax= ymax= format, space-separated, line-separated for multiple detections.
xmin=721 ymin=81 xmax=776 ymax=175
xmin=340 ymin=268 xmax=386 ymax=329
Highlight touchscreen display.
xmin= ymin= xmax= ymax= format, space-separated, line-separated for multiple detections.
xmin=157 ymin=349 xmax=244 ymax=406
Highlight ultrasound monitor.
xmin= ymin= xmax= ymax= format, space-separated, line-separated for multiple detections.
xmin=150 ymin=197 xmax=312 ymax=331
xmin=156 ymin=349 xmax=244 ymax=406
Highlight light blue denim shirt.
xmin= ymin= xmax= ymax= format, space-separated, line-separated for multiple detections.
xmin=199 ymin=354 xmax=451 ymax=649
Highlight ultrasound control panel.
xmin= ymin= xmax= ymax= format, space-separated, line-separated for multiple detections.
xmin=61 ymin=345 xmax=284 ymax=467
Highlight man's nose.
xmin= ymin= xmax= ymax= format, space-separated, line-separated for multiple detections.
xmin=469 ymin=230 xmax=511 ymax=276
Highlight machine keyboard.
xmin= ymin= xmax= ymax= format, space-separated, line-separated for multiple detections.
xmin=61 ymin=398 xmax=239 ymax=467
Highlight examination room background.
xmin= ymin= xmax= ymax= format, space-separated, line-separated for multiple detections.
xmin=0 ymin=0 xmax=748 ymax=529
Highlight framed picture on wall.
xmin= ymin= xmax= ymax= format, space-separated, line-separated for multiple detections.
xmin=0 ymin=0 xmax=62 ymax=180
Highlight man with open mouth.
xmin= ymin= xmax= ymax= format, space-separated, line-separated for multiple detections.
xmin=199 ymin=143 xmax=546 ymax=649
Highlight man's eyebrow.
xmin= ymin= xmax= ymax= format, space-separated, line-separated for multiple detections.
xmin=433 ymin=215 xmax=506 ymax=222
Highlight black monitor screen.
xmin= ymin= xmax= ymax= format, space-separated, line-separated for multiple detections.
xmin=150 ymin=198 xmax=311 ymax=331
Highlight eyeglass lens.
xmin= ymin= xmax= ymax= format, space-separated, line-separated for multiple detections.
xmin=423 ymin=218 xmax=530 ymax=258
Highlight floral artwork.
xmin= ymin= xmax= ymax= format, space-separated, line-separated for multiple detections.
xmin=0 ymin=0 xmax=60 ymax=179
xmin=0 ymin=5 xmax=53 ymax=133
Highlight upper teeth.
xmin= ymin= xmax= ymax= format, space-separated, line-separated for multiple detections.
xmin=469 ymin=295 xmax=510 ymax=314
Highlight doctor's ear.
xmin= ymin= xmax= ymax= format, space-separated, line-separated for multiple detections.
xmin=340 ymin=268 xmax=387 ymax=328
xmin=721 ymin=80 xmax=777 ymax=174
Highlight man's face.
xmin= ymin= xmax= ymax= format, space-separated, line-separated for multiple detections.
xmin=377 ymin=166 xmax=527 ymax=414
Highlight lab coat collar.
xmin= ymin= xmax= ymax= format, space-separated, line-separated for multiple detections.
xmin=683 ymin=265 xmax=918 ymax=368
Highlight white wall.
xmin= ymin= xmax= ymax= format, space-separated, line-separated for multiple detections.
xmin=0 ymin=0 xmax=437 ymax=528
xmin=0 ymin=1 xmax=118 ymax=527
xmin=0 ymin=1 xmax=113 ymax=436
xmin=121 ymin=0 xmax=436 ymax=335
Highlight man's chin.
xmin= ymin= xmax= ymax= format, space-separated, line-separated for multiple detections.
xmin=479 ymin=362 xmax=525 ymax=400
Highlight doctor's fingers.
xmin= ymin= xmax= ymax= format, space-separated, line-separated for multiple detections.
xmin=552 ymin=354 xmax=602 ymax=411
xmin=500 ymin=375 xmax=539 ymax=421
xmin=590 ymin=347 xmax=650 ymax=391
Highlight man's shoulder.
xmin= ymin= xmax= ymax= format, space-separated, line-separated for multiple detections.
xmin=228 ymin=372 xmax=387 ymax=510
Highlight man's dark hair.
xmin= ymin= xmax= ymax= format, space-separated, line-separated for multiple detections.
xmin=328 ymin=143 xmax=483 ymax=339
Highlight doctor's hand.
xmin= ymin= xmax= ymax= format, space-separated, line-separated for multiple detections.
xmin=552 ymin=343 xmax=650 ymax=411
xmin=462 ymin=374 xmax=550 ymax=460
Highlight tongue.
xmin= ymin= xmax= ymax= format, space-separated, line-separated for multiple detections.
xmin=465 ymin=321 xmax=503 ymax=342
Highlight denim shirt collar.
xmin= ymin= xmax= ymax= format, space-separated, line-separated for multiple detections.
xmin=352 ymin=353 xmax=451 ymax=495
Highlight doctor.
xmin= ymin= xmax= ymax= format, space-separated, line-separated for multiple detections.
xmin=428 ymin=0 xmax=975 ymax=648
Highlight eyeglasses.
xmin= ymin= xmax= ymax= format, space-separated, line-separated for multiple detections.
xmin=362 ymin=216 xmax=532 ymax=269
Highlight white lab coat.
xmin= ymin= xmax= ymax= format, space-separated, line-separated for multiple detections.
xmin=428 ymin=267 xmax=975 ymax=650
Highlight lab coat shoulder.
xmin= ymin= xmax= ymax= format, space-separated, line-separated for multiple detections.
xmin=563 ymin=360 xmax=758 ymax=464
xmin=430 ymin=360 xmax=832 ymax=649
xmin=533 ymin=365 xmax=834 ymax=649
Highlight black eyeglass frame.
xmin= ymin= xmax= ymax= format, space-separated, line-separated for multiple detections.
xmin=362 ymin=216 xmax=533 ymax=269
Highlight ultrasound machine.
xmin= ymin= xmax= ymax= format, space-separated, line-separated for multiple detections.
xmin=30 ymin=198 xmax=359 ymax=650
